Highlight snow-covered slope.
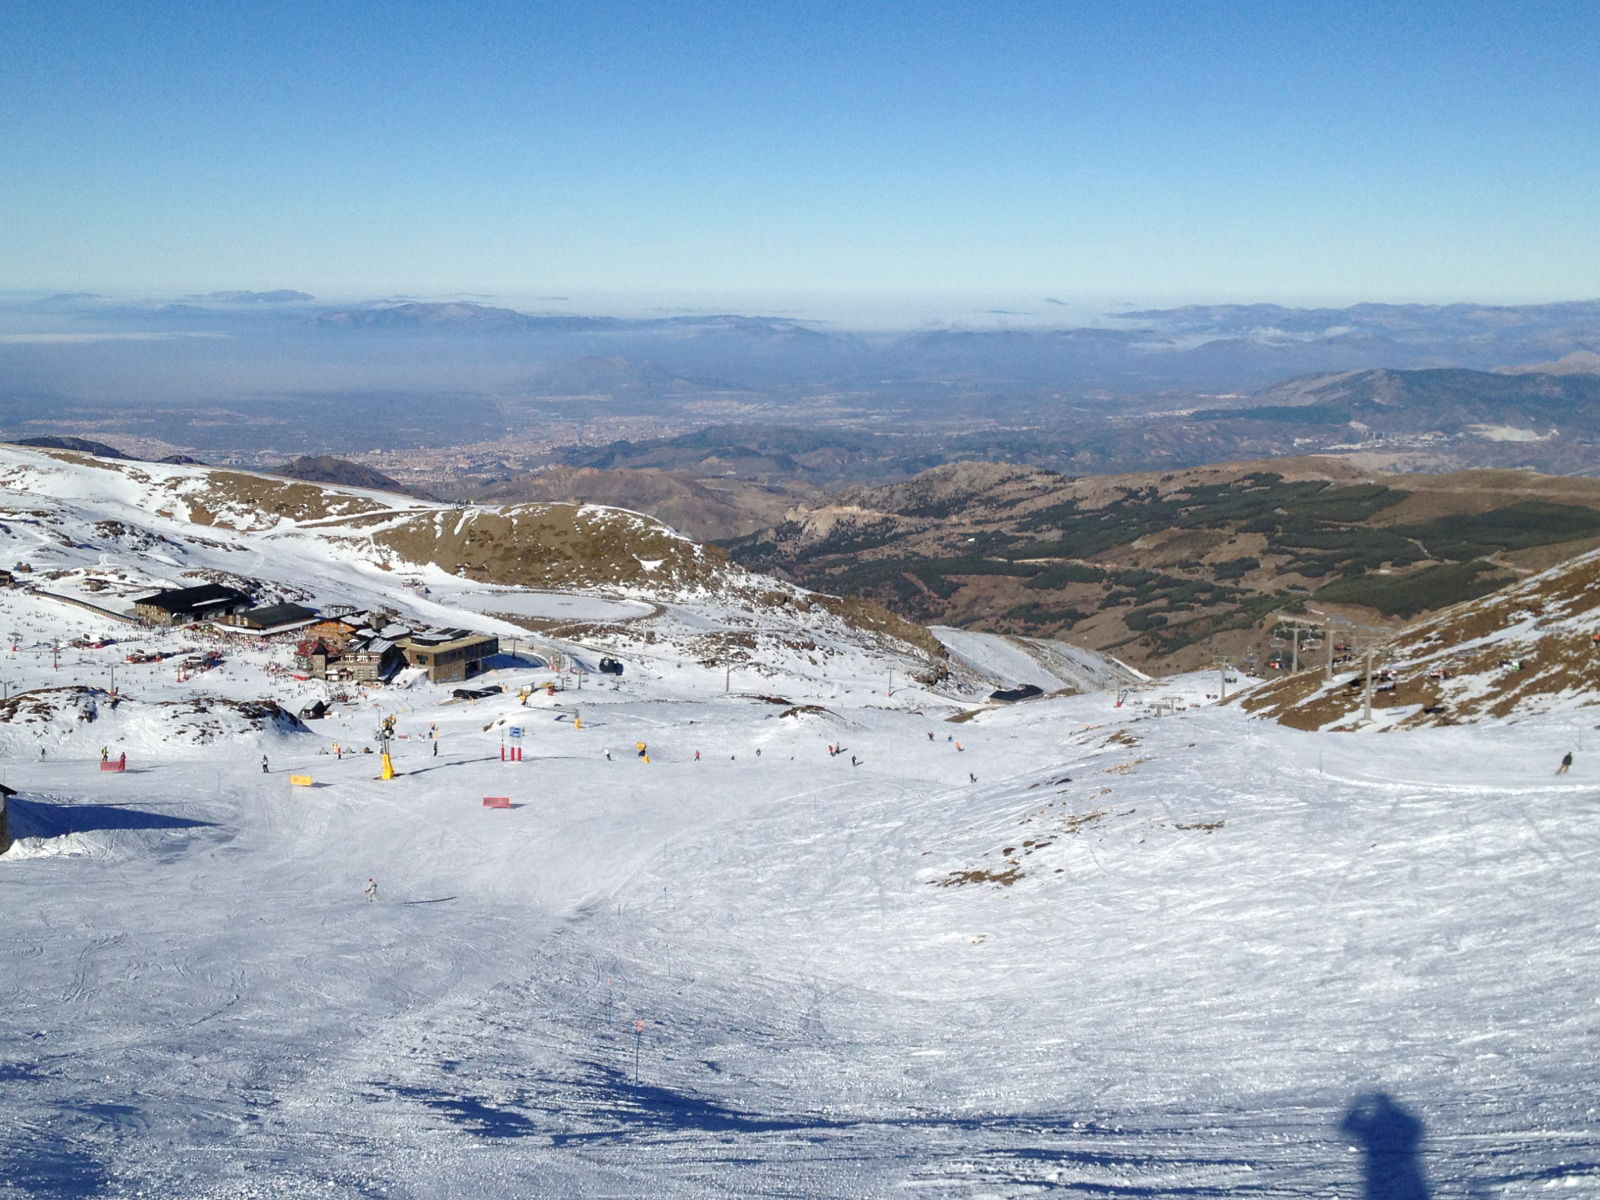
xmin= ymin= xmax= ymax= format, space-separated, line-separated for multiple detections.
xmin=1 ymin=448 xmax=1596 ymax=1198
xmin=934 ymin=625 xmax=1147 ymax=694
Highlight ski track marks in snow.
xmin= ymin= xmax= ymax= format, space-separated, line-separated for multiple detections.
xmin=2 ymin=449 xmax=1600 ymax=1196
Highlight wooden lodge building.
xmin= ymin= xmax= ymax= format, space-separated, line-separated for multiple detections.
xmin=398 ymin=629 xmax=498 ymax=684
xmin=215 ymin=602 xmax=318 ymax=638
xmin=294 ymin=631 xmax=404 ymax=684
xmin=133 ymin=583 xmax=250 ymax=625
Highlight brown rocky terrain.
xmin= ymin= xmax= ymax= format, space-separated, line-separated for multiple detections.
xmin=1240 ymin=542 xmax=1600 ymax=729
xmin=728 ymin=457 xmax=1600 ymax=672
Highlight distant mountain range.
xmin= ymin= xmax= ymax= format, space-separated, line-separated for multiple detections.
xmin=185 ymin=290 xmax=315 ymax=304
xmin=16 ymin=293 xmax=1600 ymax=396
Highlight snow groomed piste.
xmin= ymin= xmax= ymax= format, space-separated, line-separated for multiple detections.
xmin=1 ymin=446 xmax=1597 ymax=1197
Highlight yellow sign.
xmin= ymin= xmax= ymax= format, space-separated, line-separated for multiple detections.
xmin=289 ymin=774 xmax=314 ymax=787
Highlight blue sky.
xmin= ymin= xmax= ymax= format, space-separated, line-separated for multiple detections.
xmin=4 ymin=0 xmax=1597 ymax=308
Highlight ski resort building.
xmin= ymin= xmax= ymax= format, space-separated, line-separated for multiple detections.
xmin=397 ymin=629 xmax=498 ymax=684
xmin=301 ymin=613 xmax=365 ymax=648
xmin=132 ymin=583 xmax=251 ymax=625
xmin=215 ymin=603 xmax=319 ymax=637
xmin=294 ymin=632 xmax=404 ymax=683
xmin=0 ymin=783 xmax=13 ymax=855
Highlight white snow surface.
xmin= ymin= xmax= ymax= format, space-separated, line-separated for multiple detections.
xmin=0 ymin=451 xmax=1597 ymax=1197
xmin=451 ymin=590 xmax=654 ymax=621
xmin=934 ymin=626 xmax=1147 ymax=693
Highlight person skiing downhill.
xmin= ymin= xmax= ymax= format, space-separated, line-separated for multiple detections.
xmin=1558 ymin=751 xmax=1573 ymax=775
xmin=261 ymin=755 xmax=269 ymax=774
xmin=364 ymin=877 xmax=378 ymax=902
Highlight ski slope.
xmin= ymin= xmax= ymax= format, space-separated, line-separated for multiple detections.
xmin=2 ymin=456 xmax=1599 ymax=1197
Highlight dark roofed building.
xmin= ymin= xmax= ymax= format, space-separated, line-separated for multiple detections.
xmin=217 ymin=602 xmax=318 ymax=635
xmin=133 ymin=583 xmax=250 ymax=625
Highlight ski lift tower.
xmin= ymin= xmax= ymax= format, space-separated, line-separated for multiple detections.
xmin=375 ymin=714 xmax=397 ymax=781
xmin=1274 ymin=613 xmax=1330 ymax=674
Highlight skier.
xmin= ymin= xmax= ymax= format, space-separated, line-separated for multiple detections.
xmin=334 ymin=742 xmax=341 ymax=760
xmin=604 ymin=748 xmax=612 ymax=761
xmin=969 ymin=772 xmax=976 ymax=783
xmin=432 ymin=738 xmax=438 ymax=757
xmin=364 ymin=877 xmax=378 ymax=903
xmin=694 ymin=749 xmax=701 ymax=761
xmin=850 ymin=755 xmax=859 ymax=767
xmin=928 ymin=731 xmax=934 ymax=741
xmin=1557 ymin=751 xmax=1573 ymax=775
xmin=261 ymin=754 xmax=269 ymax=774
xmin=100 ymin=746 xmax=109 ymax=762
xmin=118 ymin=752 xmax=125 ymax=770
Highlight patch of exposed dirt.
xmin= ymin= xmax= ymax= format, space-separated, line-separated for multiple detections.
xmin=935 ymin=863 xmax=1024 ymax=888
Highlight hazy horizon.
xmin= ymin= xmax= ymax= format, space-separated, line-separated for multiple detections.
xmin=7 ymin=287 xmax=1600 ymax=338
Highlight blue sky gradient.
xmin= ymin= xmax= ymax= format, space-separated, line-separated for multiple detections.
xmin=4 ymin=1 xmax=1597 ymax=307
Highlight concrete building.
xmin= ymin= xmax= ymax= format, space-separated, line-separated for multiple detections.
xmin=398 ymin=629 xmax=499 ymax=684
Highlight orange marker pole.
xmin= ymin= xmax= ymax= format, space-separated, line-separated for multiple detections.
xmin=632 ymin=1018 xmax=644 ymax=1101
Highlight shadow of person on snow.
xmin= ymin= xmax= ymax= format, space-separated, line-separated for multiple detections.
xmin=1341 ymin=1092 xmax=1431 ymax=1200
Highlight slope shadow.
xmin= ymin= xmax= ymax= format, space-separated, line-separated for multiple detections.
xmin=1341 ymin=1092 xmax=1431 ymax=1200
xmin=484 ymin=652 xmax=541 ymax=670
xmin=402 ymin=756 xmax=500 ymax=777
xmin=379 ymin=1083 xmax=536 ymax=1139
xmin=6 ymin=797 xmax=213 ymax=839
